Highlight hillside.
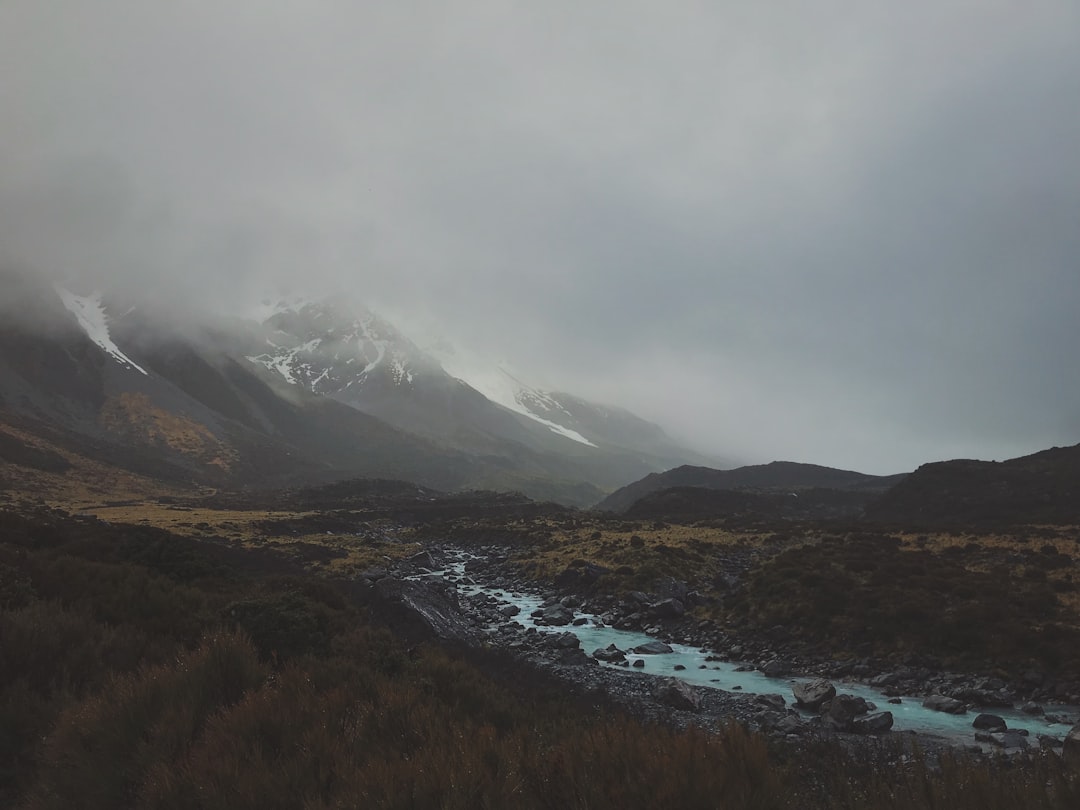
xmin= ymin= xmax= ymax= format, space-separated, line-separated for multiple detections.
xmin=596 ymin=461 xmax=908 ymax=513
xmin=865 ymin=443 xmax=1080 ymax=526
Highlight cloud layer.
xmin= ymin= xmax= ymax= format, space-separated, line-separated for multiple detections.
xmin=3 ymin=1 xmax=1078 ymax=472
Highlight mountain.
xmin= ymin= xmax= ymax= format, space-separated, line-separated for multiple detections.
xmin=0 ymin=275 xmax=711 ymax=506
xmin=864 ymin=444 xmax=1080 ymax=526
xmin=241 ymin=298 xmax=713 ymax=494
xmin=595 ymin=461 xmax=909 ymax=513
xmin=0 ymin=273 xmax=492 ymax=498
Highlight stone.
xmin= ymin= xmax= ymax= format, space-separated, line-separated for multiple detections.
xmin=632 ymin=658 xmax=645 ymax=668
xmin=792 ymin=679 xmax=836 ymax=711
xmin=406 ymin=550 xmax=436 ymax=569
xmin=755 ymin=693 xmax=786 ymax=711
xmin=592 ymin=644 xmax=626 ymax=663
xmin=633 ymin=641 xmax=674 ymax=655
xmin=551 ymin=632 xmax=580 ymax=649
xmin=1020 ymin=701 xmax=1045 ymax=716
xmin=973 ymin=713 xmax=1007 ymax=732
xmin=653 ymin=677 xmax=701 ymax=711
xmin=852 ymin=711 xmax=894 ymax=735
xmin=761 ymin=658 xmax=790 ymax=678
xmin=824 ymin=694 xmax=865 ymax=732
xmin=540 ymin=605 xmax=574 ymax=626
xmin=922 ymin=695 xmax=966 ymax=714
xmin=498 ymin=604 xmax=521 ymax=618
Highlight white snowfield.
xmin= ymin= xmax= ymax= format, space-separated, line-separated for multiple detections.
xmin=55 ymin=287 xmax=148 ymax=375
xmin=444 ymin=363 xmax=598 ymax=449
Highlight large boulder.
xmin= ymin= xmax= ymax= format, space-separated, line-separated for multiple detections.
xmin=922 ymin=695 xmax=966 ymax=714
xmin=633 ymin=641 xmax=674 ymax=655
xmin=824 ymin=694 xmax=867 ymax=732
xmin=792 ymin=679 xmax=836 ymax=711
xmin=653 ymin=678 xmax=701 ymax=712
xmin=761 ymin=658 xmax=790 ymax=678
xmin=592 ymin=644 xmax=627 ymax=663
xmin=852 ymin=711 xmax=894 ymax=735
xmin=540 ymin=605 xmax=574 ymax=626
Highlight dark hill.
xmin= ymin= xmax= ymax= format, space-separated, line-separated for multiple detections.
xmin=624 ymin=485 xmax=873 ymax=523
xmin=596 ymin=461 xmax=907 ymax=513
xmin=865 ymin=443 xmax=1080 ymax=526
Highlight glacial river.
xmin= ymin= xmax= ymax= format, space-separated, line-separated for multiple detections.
xmin=435 ymin=555 xmax=1076 ymax=745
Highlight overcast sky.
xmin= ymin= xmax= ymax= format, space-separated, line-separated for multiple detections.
xmin=2 ymin=1 xmax=1078 ymax=473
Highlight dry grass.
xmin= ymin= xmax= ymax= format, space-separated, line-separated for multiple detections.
xmin=507 ymin=518 xmax=788 ymax=592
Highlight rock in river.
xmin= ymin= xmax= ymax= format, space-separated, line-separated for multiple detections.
xmin=922 ymin=695 xmax=966 ymax=714
xmin=633 ymin=641 xmax=674 ymax=655
xmin=792 ymin=679 xmax=836 ymax=711
xmin=540 ymin=605 xmax=574 ymax=626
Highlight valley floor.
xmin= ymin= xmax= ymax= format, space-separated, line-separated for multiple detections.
xmin=2 ymin=481 xmax=1080 ymax=808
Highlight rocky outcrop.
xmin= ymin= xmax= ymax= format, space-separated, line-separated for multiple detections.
xmin=374 ymin=577 xmax=480 ymax=643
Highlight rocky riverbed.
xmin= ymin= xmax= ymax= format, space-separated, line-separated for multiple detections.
xmin=359 ymin=543 xmax=1080 ymax=761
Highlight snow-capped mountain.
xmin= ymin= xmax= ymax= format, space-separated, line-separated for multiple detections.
xmin=246 ymin=299 xmax=437 ymax=396
xmin=0 ymin=271 xmax=719 ymax=506
xmin=244 ymin=299 xmax=720 ymax=488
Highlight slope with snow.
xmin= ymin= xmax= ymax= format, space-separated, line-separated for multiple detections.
xmin=246 ymin=300 xmax=424 ymax=396
xmin=55 ymin=287 xmax=148 ymax=375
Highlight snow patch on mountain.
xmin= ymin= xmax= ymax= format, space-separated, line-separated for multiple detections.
xmin=435 ymin=351 xmax=597 ymax=448
xmin=55 ymin=287 xmax=148 ymax=375
xmin=245 ymin=300 xmax=422 ymax=395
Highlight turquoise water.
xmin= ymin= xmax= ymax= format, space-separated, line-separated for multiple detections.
xmin=433 ymin=556 xmax=1076 ymax=743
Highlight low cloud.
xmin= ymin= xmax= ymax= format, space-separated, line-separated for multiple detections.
xmin=2 ymin=1 xmax=1077 ymax=472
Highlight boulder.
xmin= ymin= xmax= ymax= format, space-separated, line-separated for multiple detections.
xmin=755 ymin=694 xmax=786 ymax=711
xmin=824 ymin=694 xmax=867 ymax=732
xmin=792 ymin=679 xmax=836 ymax=711
xmin=922 ymin=695 xmax=966 ymax=714
xmin=540 ymin=605 xmax=574 ymax=626
xmin=761 ymin=658 xmax=790 ymax=678
xmin=633 ymin=641 xmax=674 ymax=655
xmin=852 ymin=711 xmax=894 ymax=735
xmin=498 ymin=604 xmax=521 ymax=618
xmin=653 ymin=677 xmax=701 ymax=711
xmin=973 ymin=713 xmax=1007 ymax=732
xmin=406 ymin=550 xmax=436 ymax=569
xmin=592 ymin=644 xmax=627 ymax=663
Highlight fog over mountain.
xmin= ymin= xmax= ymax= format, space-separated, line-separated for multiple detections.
xmin=2 ymin=2 xmax=1078 ymax=474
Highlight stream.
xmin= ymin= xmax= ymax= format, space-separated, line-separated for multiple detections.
xmin=421 ymin=549 xmax=1076 ymax=747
